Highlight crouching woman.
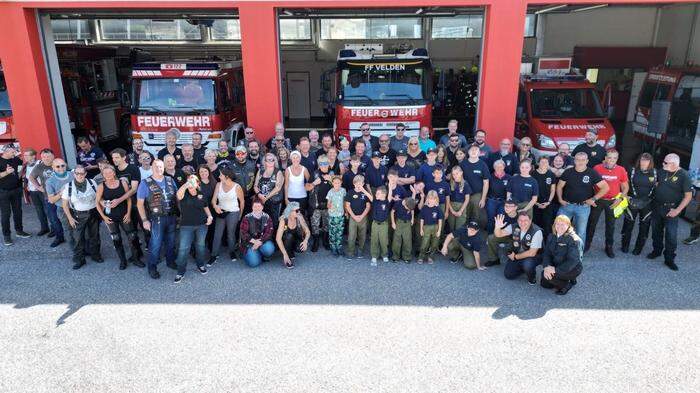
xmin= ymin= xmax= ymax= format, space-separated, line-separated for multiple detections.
xmin=541 ymin=215 xmax=583 ymax=295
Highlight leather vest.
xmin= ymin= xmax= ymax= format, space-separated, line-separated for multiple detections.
xmin=512 ymin=223 xmax=541 ymax=253
xmin=145 ymin=176 xmax=176 ymax=217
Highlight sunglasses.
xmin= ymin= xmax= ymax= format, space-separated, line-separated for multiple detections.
xmin=265 ymin=158 xmax=276 ymax=162
xmin=361 ymin=128 xmax=370 ymax=132
xmin=74 ymin=172 xmax=86 ymax=176
xmin=235 ymin=152 xmax=247 ymax=156
xmin=409 ymin=142 xmax=418 ymax=145
xmin=521 ymin=143 xmax=531 ymax=147
xmin=245 ymin=131 xmax=254 ymax=134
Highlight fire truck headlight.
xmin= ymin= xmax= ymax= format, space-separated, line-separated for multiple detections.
xmin=538 ymin=134 xmax=556 ymax=149
xmin=606 ymin=135 xmax=616 ymax=148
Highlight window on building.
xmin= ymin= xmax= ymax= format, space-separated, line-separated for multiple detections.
xmin=431 ymin=15 xmax=483 ymax=38
xmin=210 ymin=19 xmax=241 ymax=40
xmin=320 ymin=18 xmax=421 ymax=40
xmin=279 ymin=19 xmax=312 ymax=41
xmin=524 ymin=14 xmax=537 ymax=37
xmin=100 ymin=19 xmax=201 ymax=41
xmin=52 ymin=19 xmax=91 ymax=41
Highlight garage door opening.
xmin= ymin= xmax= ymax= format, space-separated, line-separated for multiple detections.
xmin=276 ymin=7 xmax=486 ymax=143
xmin=41 ymin=10 xmax=247 ymax=161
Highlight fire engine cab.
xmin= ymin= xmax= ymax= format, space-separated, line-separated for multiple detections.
xmin=0 ymin=62 xmax=16 ymax=148
xmin=516 ymin=58 xmax=616 ymax=158
xmin=130 ymin=61 xmax=246 ymax=154
xmin=333 ymin=45 xmax=432 ymax=141
xmin=632 ymin=66 xmax=700 ymax=168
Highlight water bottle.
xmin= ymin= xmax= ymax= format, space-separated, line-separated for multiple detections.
xmin=105 ymin=200 xmax=111 ymax=215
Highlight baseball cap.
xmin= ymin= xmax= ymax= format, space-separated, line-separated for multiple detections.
xmin=467 ymin=221 xmax=480 ymax=230
xmin=396 ymin=149 xmax=407 ymax=156
xmin=426 ymin=148 xmax=437 ymax=155
xmin=372 ymin=151 xmax=382 ymax=158
xmin=504 ymin=198 xmax=517 ymax=206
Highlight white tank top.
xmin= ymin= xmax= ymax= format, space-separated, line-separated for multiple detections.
xmin=217 ymin=182 xmax=240 ymax=212
xmin=287 ymin=166 xmax=307 ymax=199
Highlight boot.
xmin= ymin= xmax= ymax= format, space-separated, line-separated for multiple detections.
xmin=311 ymin=235 xmax=320 ymax=253
xmin=632 ymin=237 xmax=646 ymax=256
xmin=664 ymin=258 xmax=679 ymax=271
xmin=620 ymin=232 xmax=631 ymax=254
xmin=114 ymin=241 xmax=128 ymax=270
xmin=322 ymin=232 xmax=330 ymax=250
xmin=605 ymin=245 xmax=615 ymax=259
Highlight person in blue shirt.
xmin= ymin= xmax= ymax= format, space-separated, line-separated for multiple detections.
xmin=342 ymin=155 xmax=364 ymax=190
xmin=370 ymin=186 xmax=391 ymax=265
xmin=418 ymin=126 xmax=437 ymax=153
xmin=438 ymin=119 xmax=468 ymax=148
xmin=487 ymin=138 xmax=518 ymax=175
xmin=391 ymin=150 xmax=416 ymax=193
xmin=416 ymin=148 xmax=441 ymax=188
xmin=441 ymin=220 xmax=487 ymax=270
xmin=417 ymin=190 xmax=444 ymax=264
xmin=365 ymin=151 xmax=388 ymax=192
xmin=424 ymin=166 xmax=450 ymax=213
xmin=446 ymin=165 xmax=472 ymax=233
xmin=459 ymin=144 xmax=490 ymax=229
xmin=506 ymin=159 xmax=539 ymax=219
xmin=485 ymin=159 xmax=512 ymax=233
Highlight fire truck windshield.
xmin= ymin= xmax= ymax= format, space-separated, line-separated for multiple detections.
xmin=339 ymin=62 xmax=428 ymax=104
xmin=531 ymin=88 xmax=604 ymax=119
xmin=135 ymin=78 xmax=215 ymax=113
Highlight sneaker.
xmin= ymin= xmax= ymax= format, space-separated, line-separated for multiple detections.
xmin=148 ymin=268 xmax=160 ymax=279
xmin=427 ymin=258 xmax=434 ymax=265
xmin=72 ymin=260 xmax=85 ymax=270
xmin=382 ymin=257 xmax=389 ymax=263
xmin=119 ymin=260 xmax=127 ymax=270
xmin=683 ymin=236 xmax=699 ymax=245
xmin=403 ymin=259 xmax=411 ymax=264
xmin=528 ymin=277 xmax=537 ymax=286
xmin=207 ymin=256 xmax=218 ymax=267
xmin=37 ymin=229 xmax=50 ymax=236
xmin=174 ymin=274 xmax=184 ymax=284
xmin=197 ymin=266 xmax=208 ymax=275
xmin=664 ymin=260 xmax=679 ymax=271
xmin=15 ymin=231 xmax=31 ymax=239
xmin=230 ymin=251 xmax=238 ymax=262
xmin=417 ymin=259 xmax=423 ymax=265
xmin=346 ymin=253 xmax=354 ymax=260
xmin=356 ymin=252 xmax=363 ymax=259
xmin=371 ymin=258 xmax=377 ymax=266
xmin=50 ymin=238 xmax=65 ymax=248
xmin=3 ymin=236 xmax=13 ymax=246
xmin=47 ymin=231 xmax=56 ymax=238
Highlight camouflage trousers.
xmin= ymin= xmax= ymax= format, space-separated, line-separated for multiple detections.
xmin=310 ymin=208 xmax=330 ymax=236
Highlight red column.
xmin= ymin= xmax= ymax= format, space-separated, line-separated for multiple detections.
xmin=238 ymin=3 xmax=282 ymax=144
xmin=0 ymin=5 xmax=61 ymax=155
xmin=477 ymin=0 xmax=527 ymax=147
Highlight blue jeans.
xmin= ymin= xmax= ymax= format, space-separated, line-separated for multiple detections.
xmin=46 ymin=202 xmax=64 ymax=240
xmin=558 ymin=203 xmax=591 ymax=244
xmin=243 ymin=240 xmax=275 ymax=267
xmin=485 ymin=197 xmax=504 ymax=233
xmin=148 ymin=215 xmax=176 ymax=268
xmin=504 ymin=256 xmax=542 ymax=282
xmin=176 ymin=225 xmax=208 ymax=274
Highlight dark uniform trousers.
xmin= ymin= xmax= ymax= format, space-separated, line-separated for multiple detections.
xmin=541 ymin=263 xmax=583 ymax=290
xmin=0 ymin=187 xmax=23 ymax=236
xmin=72 ymin=209 xmax=101 ymax=263
xmin=651 ymin=202 xmax=680 ymax=260
xmin=621 ymin=204 xmax=652 ymax=251
xmin=585 ymin=198 xmax=616 ymax=247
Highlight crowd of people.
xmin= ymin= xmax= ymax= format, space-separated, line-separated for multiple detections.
xmin=0 ymin=121 xmax=697 ymax=292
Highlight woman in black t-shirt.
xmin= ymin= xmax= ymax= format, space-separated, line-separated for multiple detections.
xmin=406 ymin=137 xmax=426 ymax=171
xmin=174 ymin=175 xmax=214 ymax=283
xmin=96 ymin=165 xmax=144 ymax=270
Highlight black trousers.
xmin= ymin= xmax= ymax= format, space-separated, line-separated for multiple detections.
xmin=651 ymin=203 xmax=679 ymax=261
xmin=281 ymin=229 xmax=303 ymax=258
xmin=621 ymin=204 xmax=652 ymax=250
xmin=72 ymin=209 xmax=101 ymax=263
xmin=106 ymin=219 xmax=141 ymax=262
xmin=29 ymin=190 xmax=50 ymax=232
xmin=0 ymin=187 xmax=23 ymax=237
xmin=585 ymin=199 xmax=616 ymax=247
xmin=541 ymin=263 xmax=583 ymax=290
xmin=533 ymin=203 xmax=554 ymax=239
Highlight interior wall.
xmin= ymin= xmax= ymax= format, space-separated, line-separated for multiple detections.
xmin=656 ymin=3 xmax=700 ymax=66
xmin=537 ymin=7 xmax=659 ymax=57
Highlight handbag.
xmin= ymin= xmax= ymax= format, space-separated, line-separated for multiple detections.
xmin=627 ymin=167 xmax=656 ymax=211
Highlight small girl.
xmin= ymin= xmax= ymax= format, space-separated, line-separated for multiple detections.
xmin=447 ymin=165 xmax=471 ymax=233
xmin=338 ymin=137 xmax=351 ymax=172
xmin=326 ymin=175 xmax=347 ymax=257
xmin=418 ymin=190 xmax=444 ymax=264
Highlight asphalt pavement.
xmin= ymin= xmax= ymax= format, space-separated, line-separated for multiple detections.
xmin=0 ymin=212 xmax=698 ymax=392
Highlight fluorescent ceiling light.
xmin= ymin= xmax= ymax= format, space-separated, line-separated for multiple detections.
xmin=535 ymin=5 xmax=567 ymax=14
xmin=572 ymin=4 xmax=608 ymax=12
xmin=415 ymin=8 xmax=424 ymax=15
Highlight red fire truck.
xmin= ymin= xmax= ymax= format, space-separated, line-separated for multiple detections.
xmin=332 ymin=46 xmax=432 ymax=141
xmin=515 ymin=59 xmax=616 ymax=158
xmin=632 ymin=66 xmax=700 ymax=168
xmin=0 ymin=62 xmax=17 ymax=148
xmin=130 ymin=61 xmax=246 ymax=154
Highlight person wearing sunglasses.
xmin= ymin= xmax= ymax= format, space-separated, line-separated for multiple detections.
xmin=265 ymin=122 xmax=291 ymax=152
xmin=438 ymin=119 xmax=467 ymax=149
xmin=351 ymin=123 xmax=379 ymax=158
xmin=375 ymin=134 xmax=396 ymax=168
xmin=572 ymin=129 xmax=607 ymax=168
xmin=276 ymin=201 xmax=311 ymax=269
xmin=230 ymin=145 xmax=257 ymax=210
xmin=45 ymin=159 xmax=73 ymax=248
xmin=648 ymin=153 xmax=693 ymax=271
xmin=389 ymin=123 xmax=410 ymax=152
xmin=62 ymin=165 xmax=102 ymax=270
xmin=488 ymin=139 xmax=517 ymax=176
xmin=515 ymin=136 xmax=533 ymax=163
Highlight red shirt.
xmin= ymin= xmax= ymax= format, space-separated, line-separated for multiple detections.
xmin=594 ymin=164 xmax=628 ymax=199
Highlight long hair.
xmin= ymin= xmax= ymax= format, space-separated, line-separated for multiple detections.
xmin=634 ymin=152 xmax=654 ymax=170
xmin=450 ymin=165 xmax=466 ymax=194
xmin=552 ymin=215 xmax=581 ymax=242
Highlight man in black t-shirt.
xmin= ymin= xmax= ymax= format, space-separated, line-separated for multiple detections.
xmin=111 ymin=148 xmax=145 ymax=259
xmin=0 ymin=145 xmax=32 ymax=245
xmin=556 ymin=152 xmax=609 ymax=249
xmin=572 ymin=129 xmax=607 ymax=168
xmin=648 ymin=154 xmax=693 ymax=271
xmin=76 ymin=137 xmax=106 ymax=179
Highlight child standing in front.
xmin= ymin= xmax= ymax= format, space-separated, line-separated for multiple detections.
xmin=391 ymin=195 xmax=416 ymax=264
xmin=344 ymin=174 xmax=372 ymax=259
xmin=418 ymin=190 xmax=444 ymax=264
xmin=370 ymin=186 xmax=391 ymax=266
xmin=326 ymin=176 xmax=347 ymax=257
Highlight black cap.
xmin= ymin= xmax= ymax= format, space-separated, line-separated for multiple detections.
xmin=372 ymin=151 xmax=382 ymax=158
xmin=426 ymin=148 xmax=437 ymax=155
xmin=467 ymin=221 xmax=480 ymax=230
xmin=396 ymin=149 xmax=407 ymax=156
xmin=505 ymin=198 xmax=517 ymax=205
